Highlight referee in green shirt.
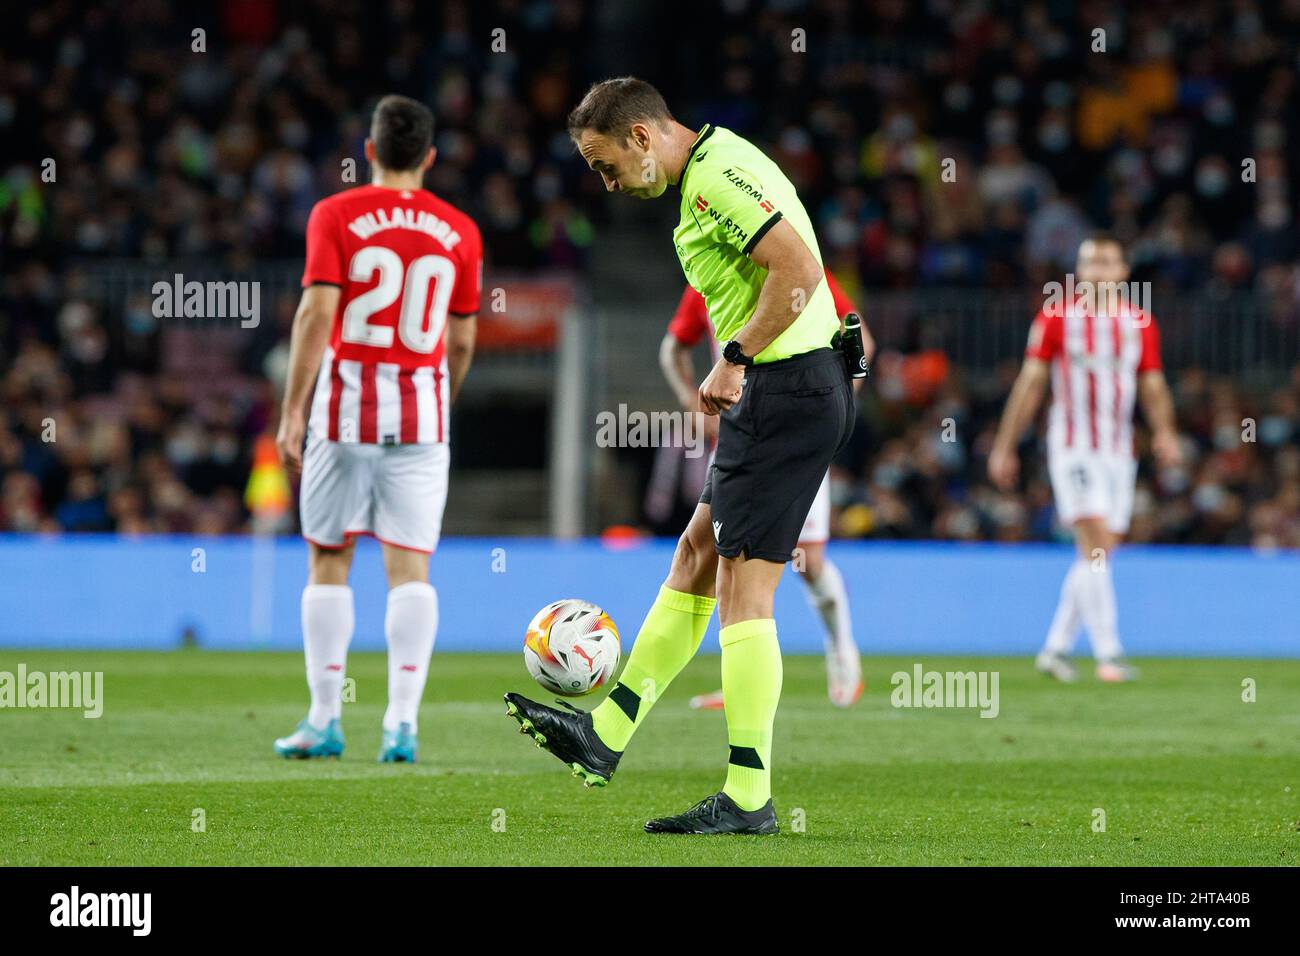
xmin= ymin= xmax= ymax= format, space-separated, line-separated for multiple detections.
xmin=505 ymin=77 xmax=855 ymax=835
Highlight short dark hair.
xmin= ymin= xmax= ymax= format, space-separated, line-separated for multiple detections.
xmin=371 ymin=95 xmax=434 ymax=171
xmin=567 ymin=77 xmax=674 ymax=142
xmin=1082 ymin=231 xmax=1126 ymax=261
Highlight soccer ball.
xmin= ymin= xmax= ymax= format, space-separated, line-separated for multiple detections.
xmin=523 ymin=599 xmax=621 ymax=697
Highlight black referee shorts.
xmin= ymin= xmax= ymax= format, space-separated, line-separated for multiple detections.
xmin=700 ymin=347 xmax=854 ymax=563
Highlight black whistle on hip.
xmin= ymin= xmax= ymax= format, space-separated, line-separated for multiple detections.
xmin=839 ymin=312 xmax=869 ymax=379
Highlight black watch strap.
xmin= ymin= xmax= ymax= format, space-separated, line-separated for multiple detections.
xmin=723 ymin=340 xmax=754 ymax=366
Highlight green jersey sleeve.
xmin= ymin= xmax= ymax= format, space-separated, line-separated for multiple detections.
xmin=674 ymin=125 xmax=839 ymax=362
xmin=691 ymin=163 xmax=784 ymax=257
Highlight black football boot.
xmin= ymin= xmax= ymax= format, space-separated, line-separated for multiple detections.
xmin=503 ymin=692 xmax=622 ymax=787
xmin=644 ymin=791 xmax=779 ymax=835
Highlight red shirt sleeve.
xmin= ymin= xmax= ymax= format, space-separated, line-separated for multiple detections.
xmin=1025 ymin=308 xmax=1063 ymax=361
xmin=449 ymin=218 xmax=484 ymax=317
xmin=1136 ymin=312 xmax=1163 ymax=372
xmin=302 ymin=201 xmax=346 ymax=287
xmin=824 ymin=269 xmax=856 ymax=318
xmin=667 ymin=286 xmax=710 ymax=346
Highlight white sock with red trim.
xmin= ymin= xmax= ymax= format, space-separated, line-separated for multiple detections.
xmin=1074 ymin=557 xmax=1123 ymax=661
xmin=383 ymin=582 xmax=438 ymax=732
xmin=302 ymin=584 xmax=354 ymax=729
xmin=1042 ymin=561 xmax=1083 ymax=656
xmin=803 ymin=559 xmax=856 ymax=659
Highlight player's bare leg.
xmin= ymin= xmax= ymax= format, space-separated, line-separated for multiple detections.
xmin=662 ymin=505 xmax=728 ymax=712
xmin=274 ymin=540 xmax=356 ymax=758
xmin=665 ymin=503 xmax=721 ymax=597
xmin=376 ymin=542 xmax=436 ymax=762
xmin=715 ymin=549 xmax=784 ymax=624
xmin=797 ymin=540 xmax=863 ymax=707
xmin=308 ymin=540 xmax=355 ymax=584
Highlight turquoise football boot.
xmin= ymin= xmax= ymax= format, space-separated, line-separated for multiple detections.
xmin=378 ymin=722 xmax=417 ymax=763
xmin=274 ymin=718 xmax=344 ymax=759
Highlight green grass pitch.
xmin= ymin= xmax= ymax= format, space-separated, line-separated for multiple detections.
xmin=1 ymin=650 xmax=1296 ymax=866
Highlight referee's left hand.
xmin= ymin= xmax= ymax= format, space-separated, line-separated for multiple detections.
xmin=699 ymin=358 xmax=745 ymax=414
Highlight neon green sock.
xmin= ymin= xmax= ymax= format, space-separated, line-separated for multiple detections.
xmin=720 ymin=618 xmax=782 ymax=812
xmin=590 ymin=585 xmax=716 ymax=751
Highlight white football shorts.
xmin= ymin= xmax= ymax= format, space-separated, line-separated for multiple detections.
xmin=1048 ymin=451 xmax=1137 ymax=534
xmin=300 ymin=435 xmax=449 ymax=554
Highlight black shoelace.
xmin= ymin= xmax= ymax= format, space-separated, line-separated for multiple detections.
xmin=682 ymin=795 xmax=721 ymax=820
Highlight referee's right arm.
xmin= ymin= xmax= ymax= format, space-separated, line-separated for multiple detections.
xmin=728 ymin=219 xmax=824 ymax=362
xmin=698 ymin=220 xmax=823 ymax=414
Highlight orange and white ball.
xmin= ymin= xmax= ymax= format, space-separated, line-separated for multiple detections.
xmin=523 ymin=599 xmax=621 ymax=696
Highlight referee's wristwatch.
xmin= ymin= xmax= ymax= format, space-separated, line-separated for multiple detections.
xmin=722 ymin=339 xmax=754 ymax=367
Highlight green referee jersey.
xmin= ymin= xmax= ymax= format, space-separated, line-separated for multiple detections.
xmin=673 ymin=123 xmax=839 ymax=363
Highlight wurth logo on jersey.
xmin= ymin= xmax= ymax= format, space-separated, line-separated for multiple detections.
xmin=691 ymin=192 xmax=752 ymax=243
xmin=758 ymin=199 xmax=774 ymax=213
xmin=705 ymin=207 xmax=749 ymax=245
xmin=721 ymin=167 xmax=763 ymax=199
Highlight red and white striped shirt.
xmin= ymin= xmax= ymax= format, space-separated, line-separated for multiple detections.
xmin=301 ymin=184 xmax=483 ymax=445
xmin=1025 ymin=298 xmax=1162 ymax=459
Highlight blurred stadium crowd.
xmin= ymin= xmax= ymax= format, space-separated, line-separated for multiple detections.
xmin=2 ymin=0 xmax=1298 ymax=548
